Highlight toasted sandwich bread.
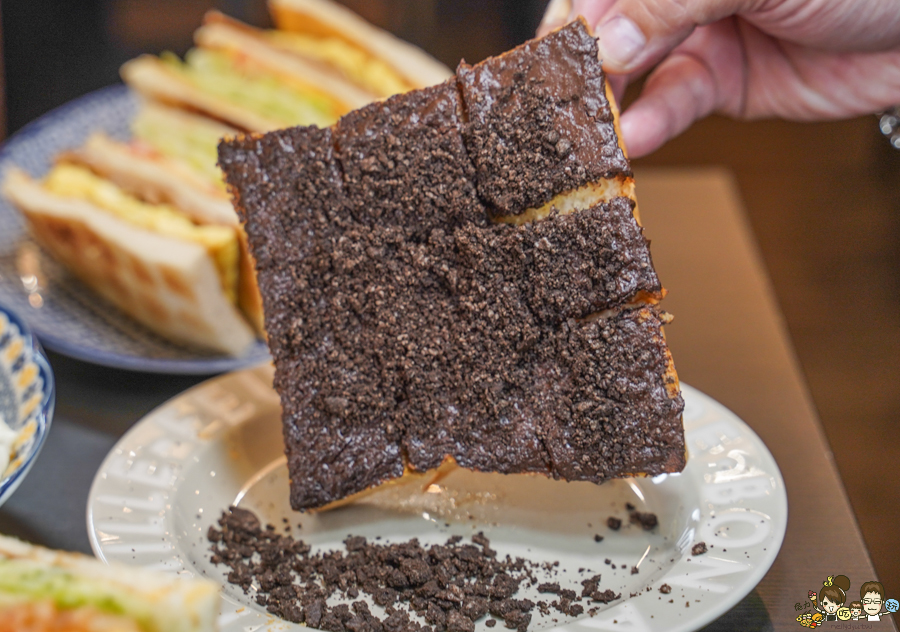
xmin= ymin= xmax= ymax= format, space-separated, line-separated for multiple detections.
xmin=122 ymin=6 xmax=439 ymax=134
xmin=68 ymin=133 xmax=237 ymax=227
xmin=121 ymin=54 xmax=291 ymax=133
xmin=0 ymin=535 xmax=218 ymax=632
xmin=3 ymin=168 xmax=256 ymax=356
xmin=196 ymin=12 xmax=377 ymax=111
xmin=130 ymin=101 xmax=239 ymax=190
xmin=268 ymin=0 xmax=452 ymax=89
xmin=65 ymin=133 xmax=265 ymax=334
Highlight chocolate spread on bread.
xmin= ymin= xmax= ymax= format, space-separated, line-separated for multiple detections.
xmin=458 ymin=20 xmax=629 ymax=215
xmin=219 ymin=19 xmax=685 ymax=511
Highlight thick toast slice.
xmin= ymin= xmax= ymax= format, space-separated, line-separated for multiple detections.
xmin=220 ymin=19 xmax=684 ymax=510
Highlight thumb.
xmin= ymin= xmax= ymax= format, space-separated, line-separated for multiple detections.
xmin=580 ymin=0 xmax=764 ymax=73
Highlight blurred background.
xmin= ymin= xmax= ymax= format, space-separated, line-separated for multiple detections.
xmin=2 ymin=0 xmax=899 ymax=601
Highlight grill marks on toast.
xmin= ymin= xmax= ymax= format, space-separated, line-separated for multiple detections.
xmin=220 ymin=20 xmax=685 ymax=510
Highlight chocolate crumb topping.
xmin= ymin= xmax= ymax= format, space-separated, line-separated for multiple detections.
xmin=210 ymin=508 xmax=636 ymax=631
xmin=591 ymin=589 xmax=620 ymax=604
xmin=593 ymin=534 xmax=604 ymax=543
xmin=629 ymin=511 xmax=658 ymax=530
xmin=458 ymin=20 xmax=629 ymax=215
xmin=606 ymin=517 xmax=621 ymax=531
xmin=580 ymin=574 xmax=603 ymax=598
xmin=210 ymin=507 xmax=540 ymax=632
xmin=218 ymin=19 xmax=684 ymax=511
xmin=659 ymin=584 xmax=672 ymax=594
xmin=691 ymin=542 xmax=708 ymax=556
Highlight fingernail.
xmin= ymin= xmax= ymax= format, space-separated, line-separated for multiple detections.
xmin=596 ymin=15 xmax=646 ymax=68
xmin=538 ymin=0 xmax=573 ymax=35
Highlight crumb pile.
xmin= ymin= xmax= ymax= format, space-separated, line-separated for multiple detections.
xmin=208 ymin=508 xmax=624 ymax=632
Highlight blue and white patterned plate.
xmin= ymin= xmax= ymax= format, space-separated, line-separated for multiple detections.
xmin=0 ymin=85 xmax=271 ymax=374
xmin=0 ymin=304 xmax=54 ymax=507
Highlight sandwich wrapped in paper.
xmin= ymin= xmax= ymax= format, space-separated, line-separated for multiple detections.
xmin=0 ymin=534 xmax=218 ymax=632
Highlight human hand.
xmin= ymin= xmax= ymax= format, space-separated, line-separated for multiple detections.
xmin=539 ymin=0 xmax=900 ymax=157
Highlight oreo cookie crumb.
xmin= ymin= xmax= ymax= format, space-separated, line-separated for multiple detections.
xmin=580 ymin=575 xmax=603 ymax=598
xmin=628 ymin=511 xmax=658 ymax=530
xmin=691 ymin=542 xmax=708 ymax=556
xmin=606 ymin=517 xmax=621 ymax=531
xmin=209 ymin=507 xmax=621 ymax=632
xmin=590 ymin=590 xmax=620 ymax=604
xmin=593 ymin=534 xmax=604 ymax=543
xmin=220 ymin=32 xmax=684 ymax=513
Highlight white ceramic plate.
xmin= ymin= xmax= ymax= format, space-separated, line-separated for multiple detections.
xmin=87 ymin=365 xmax=787 ymax=632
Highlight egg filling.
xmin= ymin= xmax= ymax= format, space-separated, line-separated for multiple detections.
xmin=43 ymin=164 xmax=239 ymax=303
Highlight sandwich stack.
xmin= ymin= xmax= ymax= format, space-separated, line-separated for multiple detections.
xmin=0 ymin=534 xmax=218 ymax=632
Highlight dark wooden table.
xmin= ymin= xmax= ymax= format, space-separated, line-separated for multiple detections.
xmin=0 ymin=167 xmax=892 ymax=631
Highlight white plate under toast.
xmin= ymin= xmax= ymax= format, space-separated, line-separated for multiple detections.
xmin=87 ymin=364 xmax=787 ymax=632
